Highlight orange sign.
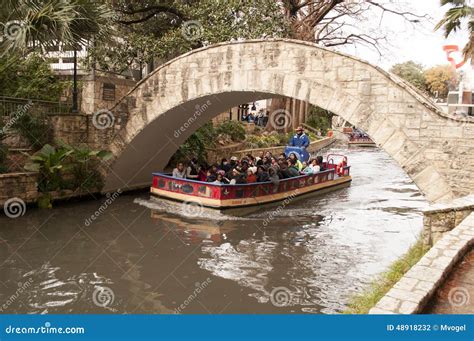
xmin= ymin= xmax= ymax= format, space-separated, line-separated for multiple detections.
xmin=443 ymin=45 xmax=466 ymax=69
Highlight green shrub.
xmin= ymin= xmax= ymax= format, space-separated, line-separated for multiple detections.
xmin=66 ymin=144 xmax=113 ymax=191
xmin=24 ymin=143 xmax=113 ymax=207
xmin=306 ymin=105 xmax=332 ymax=133
xmin=215 ymin=121 xmax=246 ymax=141
xmin=13 ymin=112 xmax=53 ymax=149
xmin=24 ymin=144 xmax=73 ymax=193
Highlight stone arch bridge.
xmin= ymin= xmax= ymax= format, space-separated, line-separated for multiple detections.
xmin=99 ymin=39 xmax=474 ymax=203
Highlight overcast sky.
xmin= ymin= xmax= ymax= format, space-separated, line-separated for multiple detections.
xmin=339 ymin=0 xmax=469 ymax=70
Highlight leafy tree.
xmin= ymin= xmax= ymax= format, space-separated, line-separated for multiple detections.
xmin=89 ymin=0 xmax=290 ymax=73
xmin=306 ymin=105 xmax=332 ymax=133
xmin=389 ymin=61 xmax=427 ymax=92
xmin=0 ymin=53 xmax=64 ymax=100
xmin=435 ymin=0 xmax=474 ymax=62
xmin=424 ymin=64 xmax=458 ymax=99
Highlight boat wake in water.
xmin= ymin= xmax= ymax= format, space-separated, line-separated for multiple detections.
xmin=133 ymin=197 xmax=251 ymax=221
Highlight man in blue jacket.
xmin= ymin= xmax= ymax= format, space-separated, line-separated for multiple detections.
xmin=289 ymin=126 xmax=310 ymax=149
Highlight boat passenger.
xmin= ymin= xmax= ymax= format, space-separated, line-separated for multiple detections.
xmin=278 ymin=160 xmax=290 ymax=179
xmin=264 ymin=151 xmax=272 ymax=159
xmin=240 ymin=160 xmax=249 ymax=173
xmin=271 ymin=157 xmax=280 ymax=172
xmin=268 ymin=167 xmax=280 ymax=186
xmin=246 ymin=168 xmax=257 ymax=183
xmin=256 ymin=165 xmax=270 ymax=182
xmin=229 ymin=168 xmax=246 ymax=184
xmin=186 ymin=158 xmax=199 ymax=179
xmin=278 ymin=153 xmax=287 ymax=160
xmin=317 ymin=156 xmax=325 ymax=172
xmin=287 ymin=159 xmax=300 ymax=177
xmin=172 ymin=162 xmax=186 ymax=178
xmin=289 ymin=126 xmax=310 ymax=149
xmin=212 ymin=172 xmax=229 ymax=184
xmin=220 ymin=158 xmax=232 ymax=173
xmin=206 ymin=164 xmax=219 ymax=182
xmin=310 ymin=158 xmax=320 ymax=173
xmin=246 ymin=154 xmax=256 ymax=166
xmin=198 ymin=164 xmax=208 ymax=182
xmin=302 ymin=161 xmax=313 ymax=175
xmin=288 ymin=153 xmax=303 ymax=171
xmin=262 ymin=156 xmax=272 ymax=166
xmin=229 ymin=156 xmax=239 ymax=169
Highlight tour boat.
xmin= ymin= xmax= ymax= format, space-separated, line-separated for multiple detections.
xmin=348 ymin=136 xmax=376 ymax=147
xmin=150 ymin=154 xmax=352 ymax=210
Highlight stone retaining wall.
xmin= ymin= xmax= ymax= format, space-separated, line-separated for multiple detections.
xmin=369 ymin=212 xmax=474 ymax=314
xmin=0 ymin=172 xmax=38 ymax=206
xmin=422 ymin=195 xmax=474 ymax=246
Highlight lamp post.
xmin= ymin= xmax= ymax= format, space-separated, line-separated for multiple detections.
xmin=71 ymin=48 xmax=78 ymax=113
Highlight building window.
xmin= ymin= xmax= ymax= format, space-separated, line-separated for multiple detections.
xmin=102 ymin=83 xmax=116 ymax=101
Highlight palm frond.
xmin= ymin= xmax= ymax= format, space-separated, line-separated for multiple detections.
xmin=0 ymin=0 xmax=114 ymax=56
xmin=435 ymin=5 xmax=472 ymax=36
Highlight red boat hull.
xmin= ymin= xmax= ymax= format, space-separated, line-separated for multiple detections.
xmin=150 ymin=166 xmax=351 ymax=209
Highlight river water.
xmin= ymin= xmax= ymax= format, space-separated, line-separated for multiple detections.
xmin=0 ymin=147 xmax=428 ymax=314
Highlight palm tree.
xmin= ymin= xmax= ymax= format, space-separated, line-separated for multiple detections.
xmin=0 ymin=0 xmax=114 ymax=56
xmin=435 ymin=0 xmax=474 ymax=63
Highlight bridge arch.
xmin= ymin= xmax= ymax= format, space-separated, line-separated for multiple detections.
xmin=103 ymin=39 xmax=474 ymax=203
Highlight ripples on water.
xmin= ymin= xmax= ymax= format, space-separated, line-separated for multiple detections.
xmin=0 ymin=147 xmax=428 ymax=314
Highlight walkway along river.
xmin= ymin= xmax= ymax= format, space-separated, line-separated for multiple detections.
xmin=0 ymin=147 xmax=428 ymax=314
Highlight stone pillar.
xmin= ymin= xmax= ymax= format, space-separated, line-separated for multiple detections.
xmin=422 ymin=195 xmax=474 ymax=246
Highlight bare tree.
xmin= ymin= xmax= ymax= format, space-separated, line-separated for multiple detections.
xmin=267 ymin=0 xmax=428 ymax=131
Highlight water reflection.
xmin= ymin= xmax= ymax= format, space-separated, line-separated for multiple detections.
xmin=0 ymin=147 xmax=428 ymax=314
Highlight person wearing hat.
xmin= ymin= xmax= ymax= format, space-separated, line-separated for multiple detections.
xmin=256 ymin=165 xmax=270 ymax=183
xmin=246 ymin=168 xmax=257 ymax=183
xmin=225 ymin=156 xmax=239 ymax=179
xmin=289 ymin=126 xmax=310 ymax=149
xmin=229 ymin=167 xmax=246 ymax=184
